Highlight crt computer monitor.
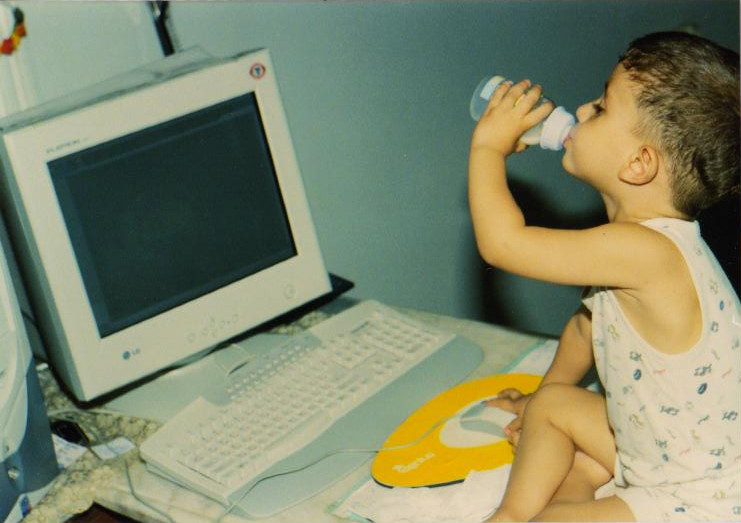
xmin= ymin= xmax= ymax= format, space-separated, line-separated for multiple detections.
xmin=0 ymin=49 xmax=331 ymax=402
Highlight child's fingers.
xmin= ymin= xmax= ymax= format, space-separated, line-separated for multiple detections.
xmin=485 ymin=388 xmax=527 ymax=413
xmin=504 ymin=419 xmax=522 ymax=450
xmin=485 ymin=396 xmax=513 ymax=411
xmin=521 ymin=82 xmax=543 ymax=104
xmin=496 ymin=388 xmax=525 ymax=401
xmin=484 ymin=79 xmax=529 ymax=115
xmin=522 ymin=97 xmax=555 ymax=127
xmin=502 ymin=79 xmax=533 ymax=108
xmin=506 ymin=416 xmax=522 ymax=434
xmin=490 ymin=79 xmax=513 ymax=104
xmin=510 ymin=429 xmax=521 ymax=451
xmin=482 ymin=80 xmax=514 ymax=117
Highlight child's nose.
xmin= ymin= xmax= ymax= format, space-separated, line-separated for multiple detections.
xmin=575 ymin=103 xmax=591 ymax=122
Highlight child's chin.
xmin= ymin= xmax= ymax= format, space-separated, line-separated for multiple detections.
xmin=560 ymin=154 xmax=574 ymax=174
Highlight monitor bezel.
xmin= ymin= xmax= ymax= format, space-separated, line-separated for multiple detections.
xmin=0 ymin=49 xmax=331 ymax=401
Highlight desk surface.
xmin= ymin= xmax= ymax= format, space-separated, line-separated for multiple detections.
xmin=27 ymin=300 xmax=545 ymax=523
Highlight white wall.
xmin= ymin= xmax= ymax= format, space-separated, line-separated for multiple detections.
xmin=0 ymin=2 xmax=161 ymax=116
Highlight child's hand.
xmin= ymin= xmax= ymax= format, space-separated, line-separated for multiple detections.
xmin=485 ymin=388 xmax=533 ymax=450
xmin=470 ymin=79 xmax=554 ymax=156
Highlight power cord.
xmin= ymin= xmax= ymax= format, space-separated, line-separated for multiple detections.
xmin=48 ymin=409 xmax=175 ymax=522
xmin=123 ymin=458 xmax=176 ymax=523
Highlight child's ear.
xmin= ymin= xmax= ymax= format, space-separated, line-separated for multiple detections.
xmin=619 ymin=145 xmax=659 ymax=185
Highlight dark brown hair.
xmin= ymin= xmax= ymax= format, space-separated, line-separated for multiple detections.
xmin=620 ymin=32 xmax=739 ymax=218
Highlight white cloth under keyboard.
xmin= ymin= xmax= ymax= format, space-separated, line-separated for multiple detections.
xmin=139 ymin=300 xmax=455 ymax=506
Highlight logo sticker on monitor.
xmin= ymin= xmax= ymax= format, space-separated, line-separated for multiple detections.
xmin=250 ymin=62 xmax=266 ymax=79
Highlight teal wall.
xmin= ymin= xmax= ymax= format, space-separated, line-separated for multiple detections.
xmin=171 ymin=0 xmax=739 ymax=336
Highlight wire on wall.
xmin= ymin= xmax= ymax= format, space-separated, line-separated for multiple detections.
xmin=149 ymin=1 xmax=176 ymax=56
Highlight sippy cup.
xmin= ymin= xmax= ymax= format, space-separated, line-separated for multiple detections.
xmin=470 ymin=75 xmax=574 ymax=151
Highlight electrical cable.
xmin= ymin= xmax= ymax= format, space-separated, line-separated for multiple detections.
xmin=148 ymin=1 xmax=175 ymax=56
xmin=123 ymin=458 xmax=176 ymax=523
xmin=48 ymin=409 xmax=178 ymax=523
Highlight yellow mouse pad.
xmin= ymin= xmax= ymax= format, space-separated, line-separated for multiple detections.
xmin=371 ymin=373 xmax=541 ymax=488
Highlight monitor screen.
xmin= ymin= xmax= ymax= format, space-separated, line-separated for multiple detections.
xmin=50 ymin=93 xmax=296 ymax=337
xmin=0 ymin=49 xmax=331 ymax=401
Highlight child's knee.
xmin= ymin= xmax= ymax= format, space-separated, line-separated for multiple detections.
xmin=524 ymin=383 xmax=574 ymax=422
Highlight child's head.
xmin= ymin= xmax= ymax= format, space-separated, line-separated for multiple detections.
xmin=618 ymin=31 xmax=739 ymax=218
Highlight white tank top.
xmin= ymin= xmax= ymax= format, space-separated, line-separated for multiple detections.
xmin=583 ymin=217 xmax=741 ymax=488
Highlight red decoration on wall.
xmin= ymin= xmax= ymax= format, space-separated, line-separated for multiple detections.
xmin=1 ymin=7 xmax=25 ymax=56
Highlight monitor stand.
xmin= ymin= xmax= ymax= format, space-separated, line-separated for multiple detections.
xmin=106 ymin=273 xmax=354 ymax=421
xmin=105 ymin=331 xmax=289 ymax=422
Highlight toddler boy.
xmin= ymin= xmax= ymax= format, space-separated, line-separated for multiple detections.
xmin=468 ymin=32 xmax=740 ymax=521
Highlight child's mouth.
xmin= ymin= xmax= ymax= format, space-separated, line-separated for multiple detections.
xmin=562 ymin=128 xmax=575 ymax=147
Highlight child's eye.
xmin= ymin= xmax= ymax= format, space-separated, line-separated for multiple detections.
xmin=592 ymin=103 xmax=605 ymax=116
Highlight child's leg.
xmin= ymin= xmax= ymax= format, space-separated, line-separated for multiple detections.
xmin=490 ymin=384 xmax=617 ymax=522
xmin=549 ymin=451 xmax=613 ymax=505
xmin=533 ymin=495 xmax=634 ymax=521
xmin=532 ymin=452 xmax=635 ymax=521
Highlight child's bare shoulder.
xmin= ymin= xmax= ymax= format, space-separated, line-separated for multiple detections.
xmin=607 ymin=221 xmax=703 ymax=353
xmin=600 ymin=220 xmax=688 ymax=282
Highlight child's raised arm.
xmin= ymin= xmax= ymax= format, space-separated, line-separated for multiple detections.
xmin=468 ymin=79 xmax=677 ymax=290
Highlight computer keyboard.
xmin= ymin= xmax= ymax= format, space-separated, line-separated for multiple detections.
xmin=139 ymin=300 xmax=482 ymax=515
